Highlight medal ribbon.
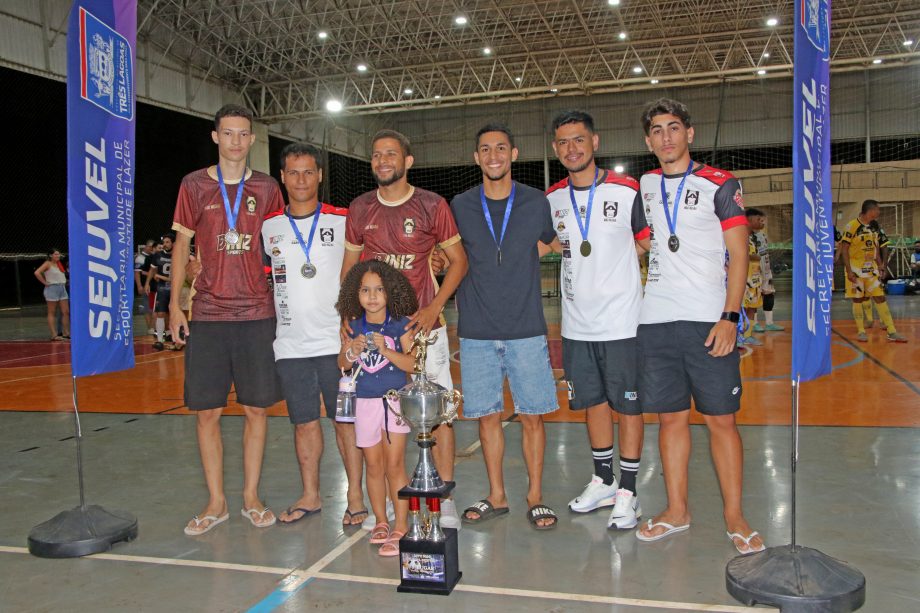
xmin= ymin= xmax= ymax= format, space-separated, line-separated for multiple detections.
xmin=286 ymin=205 xmax=322 ymax=265
xmin=568 ymin=167 xmax=600 ymax=247
xmin=217 ymin=165 xmax=247 ymax=232
xmin=479 ymin=183 xmax=516 ymax=259
xmin=659 ymin=161 xmax=694 ymax=240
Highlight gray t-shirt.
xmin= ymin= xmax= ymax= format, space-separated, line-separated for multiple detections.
xmin=451 ymin=181 xmax=556 ymax=340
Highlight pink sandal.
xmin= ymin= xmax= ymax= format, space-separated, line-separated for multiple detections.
xmin=379 ymin=531 xmax=404 ymax=557
xmin=369 ymin=522 xmax=390 ymax=544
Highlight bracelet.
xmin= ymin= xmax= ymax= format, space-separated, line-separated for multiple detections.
xmin=720 ymin=311 xmax=740 ymax=323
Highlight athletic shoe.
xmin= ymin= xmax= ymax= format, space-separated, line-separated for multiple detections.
xmin=147 ymin=328 xmax=156 ymax=335
xmin=764 ymin=323 xmax=785 ymax=331
xmin=752 ymin=323 xmax=765 ymax=333
xmin=152 ymin=341 xmax=165 ymax=351
xmin=607 ymin=489 xmax=642 ymax=530
xmin=887 ymin=332 xmax=908 ymax=343
xmin=742 ymin=336 xmax=763 ymax=346
xmin=440 ymin=499 xmax=462 ymax=531
xmin=568 ymin=475 xmax=618 ymax=513
xmin=362 ymin=499 xmax=396 ymax=531
xmin=856 ymin=332 xmax=868 ymax=342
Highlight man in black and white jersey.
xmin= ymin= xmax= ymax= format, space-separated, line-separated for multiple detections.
xmin=545 ymin=110 xmax=650 ymax=530
xmin=145 ymin=233 xmax=174 ymax=350
xmin=635 ymin=98 xmax=764 ymax=555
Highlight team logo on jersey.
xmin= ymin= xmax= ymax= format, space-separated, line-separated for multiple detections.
xmin=320 ymin=228 xmax=335 ymax=244
xmin=376 ymin=253 xmax=415 ymax=270
xmin=205 ymin=203 xmax=220 ymax=210
xmin=684 ymin=190 xmax=700 ymax=208
xmin=554 ymin=209 xmax=568 ymax=218
xmin=271 ymin=247 xmax=281 ymax=257
xmin=733 ymin=190 xmax=745 ymax=209
xmin=403 ymin=218 xmax=415 ymax=235
xmin=603 ymin=201 xmax=619 ymax=220
xmin=246 ymin=196 xmax=257 ymax=214
xmin=269 ymin=234 xmax=283 ymax=244
xmin=579 ymin=205 xmax=587 ymax=215
xmin=643 ymin=192 xmax=655 ymax=202
xmin=557 ymin=221 xmax=566 ymax=231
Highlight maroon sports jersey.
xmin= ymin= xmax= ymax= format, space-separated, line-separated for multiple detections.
xmin=172 ymin=167 xmax=284 ymax=321
xmin=345 ymin=186 xmax=461 ymax=309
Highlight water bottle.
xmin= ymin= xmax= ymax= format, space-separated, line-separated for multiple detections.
xmin=335 ymin=375 xmax=357 ymax=423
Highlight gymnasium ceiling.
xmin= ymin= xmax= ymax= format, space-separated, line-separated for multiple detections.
xmin=136 ymin=0 xmax=920 ymax=121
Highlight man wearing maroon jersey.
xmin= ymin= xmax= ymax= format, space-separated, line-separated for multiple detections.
xmin=170 ymin=104 xmax=285 ymax=536
xmin=341 ymin=129 xmax=468 ymax=527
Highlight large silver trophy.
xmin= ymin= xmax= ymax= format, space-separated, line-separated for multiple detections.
xmin=385 ymin=331 xmax=461 ymax=494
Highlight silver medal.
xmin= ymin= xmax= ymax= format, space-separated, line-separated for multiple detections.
xmin=301 ymin=262 xmax=317 ymax=278
xmin=225 ymin=228 xmax=240 ymax=246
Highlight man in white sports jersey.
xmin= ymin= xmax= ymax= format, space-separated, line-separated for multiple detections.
xmin=545 ymin=110 xmax=650 ymax=530
xmin=261 ymin=143 xmax=366 ymax=526
xmin=635 ymin=98 xmax=763 ymax=555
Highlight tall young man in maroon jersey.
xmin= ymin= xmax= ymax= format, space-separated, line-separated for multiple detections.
xmin=341 ymin=129 xmax=468 ymax=527
xmin=170 ymin=105 xmax=284 ymax=536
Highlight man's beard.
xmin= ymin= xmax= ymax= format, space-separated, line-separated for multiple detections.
xmin=485 ymin=168 xmax=510 ymax=182
xmin=374 ymin=167 xmax=405 ymax=187
xmin=564 ymin=154 xmax=594 ymax=175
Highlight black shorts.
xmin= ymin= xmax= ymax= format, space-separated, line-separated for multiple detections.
xmin=275 ymin=355 xmax=340 ymax=425
xmin=184 ymin=318 xmax=280 ymax=411
xmin=154 ymin=288 xmax=171 ymax=313
xmin=637 ymin=321 xmax=742 ymax=416
xmin=562 ymin=337 xmax=640 ymax=415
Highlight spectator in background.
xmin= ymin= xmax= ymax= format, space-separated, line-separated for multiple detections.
xmin=134 ymin=239 xmax=157 ymax=335
xmin=34 ymin=248 xmax=70 ymax=341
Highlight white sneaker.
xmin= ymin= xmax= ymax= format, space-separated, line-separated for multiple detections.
xmin=568 ymin=475 xmax=618 ymax=513
xmin=607 ymin=488 xmax=641 ymax=530
xmin=439 ymin=499 xmax=461 ymax=531
xmin=362 ymin=499 xmax=396 ymax=531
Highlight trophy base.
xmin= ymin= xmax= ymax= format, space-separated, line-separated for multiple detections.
xmin=397 ymin=528 xmax=461 ymax=596
xmin=398 ymin=481 xmax=455 ymax=500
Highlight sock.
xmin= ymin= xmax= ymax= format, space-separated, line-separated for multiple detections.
xmin=764 ymin=310 xmax=774 ymax=325
xmin=592 ymin=446 xmax=615 ymax=486
xmin=752 ymin=311 xmax=760 ymax=325
xmin=875 ymin=301 xmax=897 ymax=334
xmin=155 ymin=318 xmax=165 ymax=342
xmin=619 ymin=457 xmax=640 ymax=495
xmin=852 ymin=302 xmax=865 ymax=334
xmin=862 ymin=300 xmax=874 ymax=324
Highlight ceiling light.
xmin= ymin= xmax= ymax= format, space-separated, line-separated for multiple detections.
xmin=483 ymin=47 xmax=492 ymax=55
xmin=325 ymin=99 xmax=342 ymax=112
xmin=766 ymin=17 xmax=778 ymax=27
xmin=454 ymin=15 xmax=468 ymax=25
xmin=434 ymin=95 xmax=442 ymax=99
xmin=757 ymin=69 xmax=767 ymax=75
xmin=618 ymin=31 xmax=627 ymax=40
xmin=550 ymin=88 xmax=559 ymax=93
xmin=762 ymin=52 xmax=770 ymax=58
xmin=608 ymin=0 xmax=621 ymax=5
xmin=356 ymin=63 xmax=368 ymax=72
xmin=317 ymin=30 xmax=328 ymax=39
xmin=872 ymin=58 xmax=882 ymax=64
xmin=632 ymin=66 xmax=642 ymax=74
xmin=404 ymin=88 xmax=414 ymax=94
xmin=650 ymin=79 xmax=659 ymax=84
xmin=614 ymin=164 xmax=624 ymax=173
xmin=515 ymin=76 xmax=522 ymax=82
xmin=904 ymin=40 xmax=914 ymax=47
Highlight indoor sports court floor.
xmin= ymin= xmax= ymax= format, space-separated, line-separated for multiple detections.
xmin=1 ymin=290 xmax=918 ymax=611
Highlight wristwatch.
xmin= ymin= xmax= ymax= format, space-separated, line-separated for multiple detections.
xmin=720 ymin=311 xmax=740 ymax=323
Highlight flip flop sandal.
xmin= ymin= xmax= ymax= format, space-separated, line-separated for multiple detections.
xmin=241 ymin=507 xmax=277 ymax=528
xmin=727 ymin=530 xmax=766 ymax=554
xmin=527 ymin=504 xmax=558 ymax=530
xmin=184 ymin=512 xmax=229 ymax=536
xmin=343 ymin=508 xmax=368 ymax=526
xmin=279 ymin=506 xmax=321 ymax=524
xmin=636 ymin=519 xmax=690 ymax=542
xmin=369 ymin=522 xmax=390 ymax=544
xmin=462 ymin=499 xmax=510 ymax=524
xmin=379 ymin=531 xmax=404 ymax=557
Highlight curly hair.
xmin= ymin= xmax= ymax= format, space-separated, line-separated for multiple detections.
xmin=336 ymin=259 xmax=419 ymax=321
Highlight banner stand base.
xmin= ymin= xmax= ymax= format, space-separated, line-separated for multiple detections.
xmin=28 ymin=504 xmax=137 ymax=558
xmin=726 ymin=545 xmax=865 ymax=612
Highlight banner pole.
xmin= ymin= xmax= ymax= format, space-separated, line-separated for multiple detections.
xmin=72 ymin=375 xmax=86 ymax=511
xmin=791 ymin=376 xmax=800 ymax=549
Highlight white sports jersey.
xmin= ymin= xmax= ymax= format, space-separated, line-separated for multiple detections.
xmin=546 ymin=170 xmax=650 ymax=341
xmin=639 ymin=164 xmax=747 ymax=325
xmin=261 ymin=204 xmax=347 ymax=360
xmin=753 ymin=230 xmax=774 ymax=291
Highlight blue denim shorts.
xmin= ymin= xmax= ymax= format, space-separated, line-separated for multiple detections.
xmin=44 ymin=284 xmax=68 ymax=302
xmin=459 ymin=335 xmax=559 ymax=418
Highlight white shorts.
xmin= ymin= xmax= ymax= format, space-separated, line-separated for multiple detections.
xmin=425 ymin=325 xmax=454 ymax=389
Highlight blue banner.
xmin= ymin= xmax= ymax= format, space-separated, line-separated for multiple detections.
xmin=67 ymin=0 xmax=136 ymax=377
xmin=791 ymin=0 xmax=834 ymax=382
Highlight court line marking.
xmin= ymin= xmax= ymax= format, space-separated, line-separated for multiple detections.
xmin=0 ymin=544 xmax=750 ymax=611
xmin=832 ymin=328 xmax=920 ymax=397
xmin=0 ymin=353 xmax=183 ymax=384
xmin=742 ymin=340 xmax=863 ymax=381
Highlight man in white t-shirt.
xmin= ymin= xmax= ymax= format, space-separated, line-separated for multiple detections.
xmin=261 ymin=142 xmax=366 ymax=526
xmin=545 ymin=110 xmax=650 ymax=530
xmin=635 ymin=98 xmax=763 ymax=555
